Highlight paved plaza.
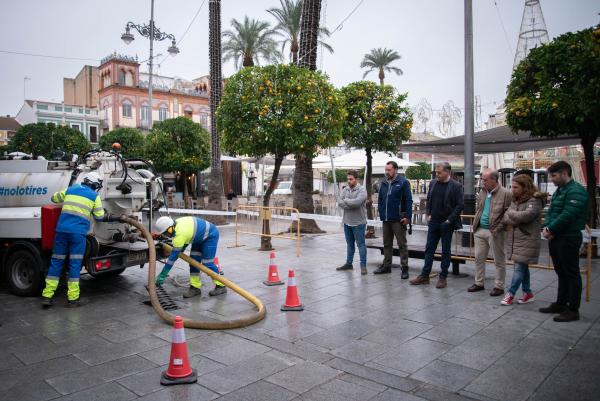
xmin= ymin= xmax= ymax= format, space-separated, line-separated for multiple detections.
xmin=1 ymin=223 xmax=599 ymax=401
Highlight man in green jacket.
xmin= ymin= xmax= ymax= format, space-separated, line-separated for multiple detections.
xmin=540 ymin=161 xmax=589 ymax=322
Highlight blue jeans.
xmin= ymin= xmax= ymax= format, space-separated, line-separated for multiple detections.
xmin=508 ymin=262 xmax=531 ymax=295
xmin=420 ymin=221 xmax=453 ymax=278
xmin=344 ymin=224 xmax=367 ymax=267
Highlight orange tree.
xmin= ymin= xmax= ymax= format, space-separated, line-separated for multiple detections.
xmin=99 ymin=127 xmax=145 ymax=158
xmin=217 ymin=63 xmax=345 ymax=250
xmin=341 ymin=81 xmax=413 ymax=234
xmin=9 ymin=122 xmax=90 ymax=159
xmin=506 ymin=25 xmax=600 ymax=228
xmin=145 ymin=117 xmax=210 ymax=200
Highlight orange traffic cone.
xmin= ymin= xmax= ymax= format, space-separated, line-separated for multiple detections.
xmin=281 ymin=269 xmax=303 ymax=311
xmin=160 ymin=316 xmax=197 ymax=385
xmin=264 ymin=251 xmax=284 ymax=286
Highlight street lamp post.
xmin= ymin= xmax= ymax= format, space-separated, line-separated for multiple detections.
xmin=121 ymin=0 xmax=179 ymax=130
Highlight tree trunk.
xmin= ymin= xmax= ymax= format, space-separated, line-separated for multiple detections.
xmin=243 ymin=54 xmax=254 ymax=67
xmin=291 ymin=37 xmax=299 ymax=64
xmin=183 ymin=173 xmax=190 ymax=208
xmin=365 ymin=148 xmax=376 ymax=238
xmin=293 ymin=0 xmax=324 ymax=234
xmin=292 ymin=154 xmax=324 ymax=233
xmin=582 ymin=134 xmax=598 ymax=229
xmin=206 ymin=0 xmax=226 ymax=225
xmin=378 ymin=68 xmax=385 ymax=85
xmin=261 ymin=156 xmax=283 ymax=250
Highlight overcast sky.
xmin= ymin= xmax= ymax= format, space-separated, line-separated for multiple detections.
xmin=0 ymin=0 xmax=597 ymax=135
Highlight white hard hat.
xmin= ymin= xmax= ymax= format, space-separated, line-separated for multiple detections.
xmin=82 ymin=172 xmax=103 ymax=190
xmin=155 ymin=216 xmax=175 ymax=235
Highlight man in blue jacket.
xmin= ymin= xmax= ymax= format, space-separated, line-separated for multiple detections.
xmin=375 ymin=161 xmax=413 ymax=277
xmin=410 ymin=162 xmax=464 ymax=288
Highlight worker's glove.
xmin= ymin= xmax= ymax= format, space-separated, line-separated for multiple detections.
xmin=155 ymin=271 xmax=168 ymax=286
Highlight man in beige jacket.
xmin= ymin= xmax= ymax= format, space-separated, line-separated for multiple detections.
xmin=468 ymin=169 xmax=512 ymax=296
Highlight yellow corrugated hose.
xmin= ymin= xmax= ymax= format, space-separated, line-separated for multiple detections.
xmin=125 ymin=216 xmax=266 ymax=329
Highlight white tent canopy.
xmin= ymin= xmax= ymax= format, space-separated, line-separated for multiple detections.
xmin=313 ymin=150 xmax=416 ymax=173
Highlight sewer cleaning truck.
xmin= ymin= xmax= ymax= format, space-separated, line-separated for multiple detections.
xmin=0 ymin=148 xmax=164 ymax=296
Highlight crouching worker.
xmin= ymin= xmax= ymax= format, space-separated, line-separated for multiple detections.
xmin=42 ymin=172 xmax=116 ymax=308
xmin=153 ymin=216 xmax=226 ymax=298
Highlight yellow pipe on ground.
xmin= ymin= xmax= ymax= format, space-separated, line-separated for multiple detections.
xmin=125 ymin=216 xmax=267 ymax=329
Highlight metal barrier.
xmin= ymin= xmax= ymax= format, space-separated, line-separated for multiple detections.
xmin=234 ymin=205 xmax=301 ymax=256
xmin=455 ymin=214 xmax=593 ymax=302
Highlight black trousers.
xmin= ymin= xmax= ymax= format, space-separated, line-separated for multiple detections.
xmin=549 ymin=236 xmax=583 ymax=311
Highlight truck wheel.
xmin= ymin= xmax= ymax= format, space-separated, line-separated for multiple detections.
xmin=5 ymin=249 xmax=44 ymax=296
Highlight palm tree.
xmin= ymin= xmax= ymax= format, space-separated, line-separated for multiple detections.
xmin=360 ymin=48 xmax=403 ymax=85
xmin=222 ymin=16 xmax=282 ymax=69
xmin=267 ymin=0 xmax=333 ymax=64
xmin=292 ymin=0 xmax=323 ymax=234
xmin=206 ymin=0 xmax=225 ymax=222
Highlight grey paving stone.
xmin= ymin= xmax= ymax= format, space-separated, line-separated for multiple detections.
xmin=1 ymin=355 xmax=88 ymax=391
xmin=529 ymin=352 xmax=600 ymax=401
xmin=455 ymin=302 xmax=511 ymax=324
xmin=326 ymin=358 xmax=421 ymax=392
xmin=0 ymin=380 xmax=60 ymax=401
xmin=215 ymin=380 xmax=298 ymax=401
xmin=117 ymin=366 xmax=168 ymax=397
xmin=419 ymin=317 xmax=485 ymax=345
xmin=257 ymin=336 xmax=332 ymax=363
xmin=74 ymin=335 xmax=167 ymax=365
xmin=265 ymin=361 xmax=341 ymax=394
xmin=363 ymin=361 xmax=411 ymax=377
xmin=373 ymin=338 xmax=453 ymax=373
xmin=197 ymin=351 xmax=295 ymax=394
xmin=46 ymin=355 xmax=156 ymax=395
xmin=267 ymin=322 xmax=325 ymax=342
xmin=199 ymin=336 xmax=270 ymax=365
xmin=337 ymin=373 xmax=388 ymax=393
xmin=411 ymin=360 xmax=481 ymax=392
xmin=464 ymin=331 xmax=572 ymax=401
xmin=369 ymin=388 xmax=427 ymax=401
xmin=414 ymin=383 xmax=484 ymax=401
xmin=13 ymin=335 xmax=113 ymax=365
xmin=135 ymin=383 xmax=218 ymax=401
xmin=363 ymin=319 xmax=434 ymax=347
xmin=330 ymin=339 xmax=389 ymax=364
xmin=404 ymin=304 xmax=461 ymax=325
xmin=299 ymin=378 xmax=381 ymax=401
xmin=51 ymin=382 xmax=136 ymax=401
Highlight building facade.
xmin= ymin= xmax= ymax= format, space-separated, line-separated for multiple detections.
xmin=15 ymin=100 xmax=101 ymax=143
xmin=63 ymin=65 xmax=99 ymax=108
xmin=0 ymin=116 xmax=21 ymax=146
xmin=97 ymin=53 xmax=210 ymax=132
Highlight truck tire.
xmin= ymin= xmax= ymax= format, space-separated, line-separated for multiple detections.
xmin=5 ymin=249 xmax=44 ymax=296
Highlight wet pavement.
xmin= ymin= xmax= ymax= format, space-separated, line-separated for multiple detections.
xmin=1 ymin=222 xmax=599 ymax=401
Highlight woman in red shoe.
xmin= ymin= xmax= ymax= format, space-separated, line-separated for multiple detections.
xmin=500 ymin=174 xmax=547 ymax=306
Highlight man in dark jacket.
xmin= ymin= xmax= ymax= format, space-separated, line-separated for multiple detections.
xmin=375 ymin=161 xmax=413 ymax=277
xmin=540 ymin=161 xmax=589 ymax=322
xmin=410 ymin=162 xmax=464 ymax=288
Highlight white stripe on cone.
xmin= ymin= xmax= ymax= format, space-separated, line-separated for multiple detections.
xmin=173 ymin=358 xmax=183 ymax=365
xmin=171 ymin=328 xmax=186 ymax=344
xmin=288 ymin=276 xmax=296 ymax=287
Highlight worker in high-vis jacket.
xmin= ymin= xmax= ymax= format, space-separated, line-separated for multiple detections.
xmin=42 ymin=172 xmax=108 ymax=308
xmin=153 ymin=216 xmax=226 ymax=298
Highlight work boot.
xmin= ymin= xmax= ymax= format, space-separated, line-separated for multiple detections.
xmin=410 ymin=275 xmax=430 ymax=285
xmin=436 ymin=276 xmax=447 ymax=289
xmin=41 ymin=297 xmax=53 ymax=309
xmin=539 ymin=303 xmax=567 ymax=314
xmin=209 ymin=285 xmax=227 ymax=296
xmin=336 ymin=264 xmax=353 ymax=271
xmin=373 ymin=265 xmax=391 ymax=275
xmin=553 ymin=309 xmax=580 ymax=322
xmin=66 ymin=299 xmax=82 ymax=308
xmin=360 ymin=266 xmax=368 ymax=275
xmin=467 ymin=284 xmax=485 ymax=292
xmin=489 ymin=287 xmax=504 ymax=297
xmin=401 ymin=266 xmax=409 ymax=280
xmin=183 ymin=286 xmax=202 ymax=298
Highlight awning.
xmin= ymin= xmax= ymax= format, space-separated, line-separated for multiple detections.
xmin=313 ymin=150 xmax=416 ymax=171
xmin=400 ymin=125 xmax=582 ymax=154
